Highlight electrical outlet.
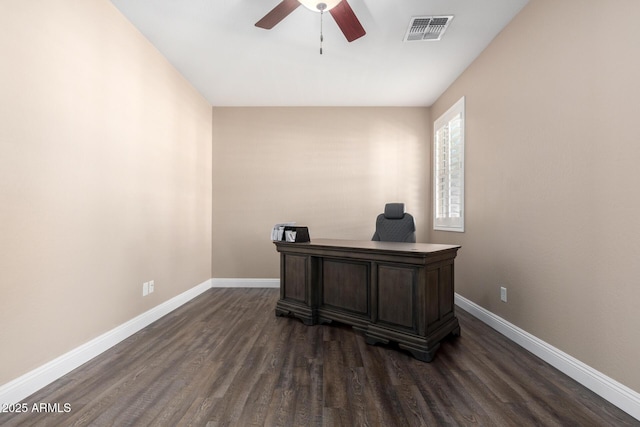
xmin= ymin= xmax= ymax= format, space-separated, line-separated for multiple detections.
xmin=149 ymin=280 xmax=154 ymax=293
xmin=143 ymin=282 xmax=149 ymax=296
xmin=500 ymin=286 xmax=507 ymax=303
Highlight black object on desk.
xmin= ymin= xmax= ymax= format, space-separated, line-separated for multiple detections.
xmin=282 ymin=226 xmax=310 ymax=243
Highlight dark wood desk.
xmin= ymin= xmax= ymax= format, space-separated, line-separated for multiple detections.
xmin=274 ymin=238 xmax=461 ymax=362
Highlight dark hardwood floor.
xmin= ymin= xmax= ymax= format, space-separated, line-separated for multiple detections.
xmin=1 ymin=288 xmax=637 ymax=426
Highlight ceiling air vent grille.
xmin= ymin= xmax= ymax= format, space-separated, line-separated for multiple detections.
xmin=404 ymin=16 xmax=453 ymax=42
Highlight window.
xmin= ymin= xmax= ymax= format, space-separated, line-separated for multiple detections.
xmin=433 ymin=96 xmax=465 ymax=232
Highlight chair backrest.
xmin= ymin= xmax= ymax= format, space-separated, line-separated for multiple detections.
xmin=371 ymin=203 xmax=416 ymax=243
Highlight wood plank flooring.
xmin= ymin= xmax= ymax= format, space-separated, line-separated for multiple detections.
xmin=1 ymin=288 xmax=637 ymax=426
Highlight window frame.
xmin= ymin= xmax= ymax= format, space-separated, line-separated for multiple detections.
xmin=433 ymin=96 xmax=465 ymax=233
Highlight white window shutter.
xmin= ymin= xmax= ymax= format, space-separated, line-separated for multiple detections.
xmin=433 ymin=97 xmax=465 ymax=232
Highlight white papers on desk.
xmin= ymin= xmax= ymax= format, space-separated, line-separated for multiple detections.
xmin=285 ymin=230 xmax=297 ymax=242
xmin=271 ymin=222 xmax=295 ymax=241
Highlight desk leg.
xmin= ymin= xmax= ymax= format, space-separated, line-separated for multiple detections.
xmin=275 ymin=300 xmax=316 ymax=325
xmin=364 ymin=316 xmax=460 ymax=362
xmin=364 ymin=331 xmax=440 ymax=362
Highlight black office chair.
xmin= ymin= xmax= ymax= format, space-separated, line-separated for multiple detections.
xmin=371 ymin=203 xmax=416 ymax=243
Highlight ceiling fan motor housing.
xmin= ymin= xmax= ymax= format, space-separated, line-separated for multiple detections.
xmin=299 ymin=0 xmax=342 ymax=12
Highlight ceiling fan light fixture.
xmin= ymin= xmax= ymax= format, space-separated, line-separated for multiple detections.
xmin=298 ymin=0 xmax=342 ymax=12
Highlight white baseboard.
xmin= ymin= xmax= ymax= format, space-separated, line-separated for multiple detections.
xmin=0 ymin=278 xmax=213 ymax=406
xmin=455 ymin=293 xmax=640 ymax=421
xmin=211 ymin=278 xmax=280 ymax=288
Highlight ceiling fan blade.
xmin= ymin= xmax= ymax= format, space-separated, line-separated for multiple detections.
xmin=255 ymin=0 xmax=301 ymax=29
xmin=329 ymin=1 xmax=366 ymax=42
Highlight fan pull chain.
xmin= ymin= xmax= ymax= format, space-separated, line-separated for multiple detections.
xmin=320 ymin=9 xmax=324 ymax=55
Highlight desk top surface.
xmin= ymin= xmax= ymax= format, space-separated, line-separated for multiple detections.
xmin=274 ymin=238 xmax=460 ymax=255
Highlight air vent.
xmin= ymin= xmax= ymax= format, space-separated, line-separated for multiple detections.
xmin=404 ymin=16 xmax=453 ymax=42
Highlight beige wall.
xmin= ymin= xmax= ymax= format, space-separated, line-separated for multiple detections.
xmin=212 ymin=107 xmax=430 ymax=278
xmin=431 ymin=0 xmax=640 ymax=392
xmin=0 ymin=1 xmax=212 ymax=385
xmin=3 ymin=0 xmax=638 ymax=406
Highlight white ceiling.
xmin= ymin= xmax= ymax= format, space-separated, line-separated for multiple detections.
xmin=109 ymin=0 xmax=529 ymax=107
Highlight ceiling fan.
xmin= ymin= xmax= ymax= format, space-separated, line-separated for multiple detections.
xmin=255 ymin=0 xmax=366 ymax=43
